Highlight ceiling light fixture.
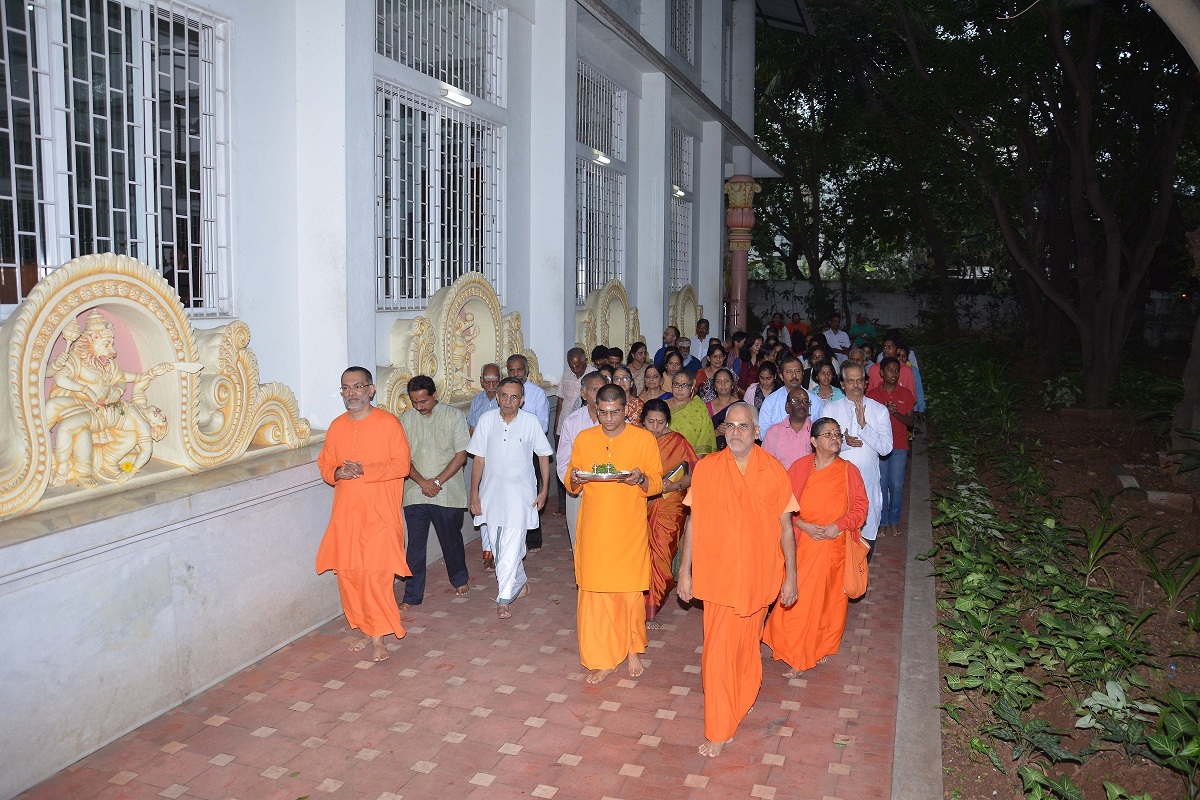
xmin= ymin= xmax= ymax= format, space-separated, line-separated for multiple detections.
xmin=593 ymin=149 xmax=611 ymax=165
xmin=672 ymin=185 xmax=685 ymax=197
xmin=441 ymin=87 xmax=472 ymax=106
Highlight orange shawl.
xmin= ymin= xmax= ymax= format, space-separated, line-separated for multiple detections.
xmin=786 ymin=454 xmax=868 ymax=540
xmin=690 ymin=446 xmax=795 ymax=615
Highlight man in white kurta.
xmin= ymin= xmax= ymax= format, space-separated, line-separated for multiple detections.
xmin=468 ymin=377 xmax=552 ymax=615
xmin=819 ymin=363 xmax=892 ymax=553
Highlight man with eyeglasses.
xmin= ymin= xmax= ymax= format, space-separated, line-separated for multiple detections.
xmin=468 ymin=363 xmax=502 ymax=570
xmin=676 ymin=337 xmax=702 ymax=377
xmin=677 ymin=402 xmax=799 ymax=757
xmin=757 ymin=354 xmax=822 ymax=434
xmin=762 ymin=387 xmax=814 ymax=470
xmin=468 ymin=377 xmax=553 ymax=620
xmin=820 ymin=363 xmax=892 ymax=557
xmin=316 ymin=367 xmax=412 ymax=663
xmin=568 ymin=383 xmax=663 ymax=685
xmin=507 ymin=354 xmax=550 ymax=553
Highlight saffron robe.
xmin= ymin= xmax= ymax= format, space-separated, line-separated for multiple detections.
xmin=686 ymin=446 xmax=798 ymax=741
xmin=646 ymin=431 xmax=698 ymax=614
xmin=316 ymin=407 xmax=412 ymax=638
xmin=568 ymin=424 xmax=663 ymax=669
xmin=763 ymin=455 xmax=869 ymax=671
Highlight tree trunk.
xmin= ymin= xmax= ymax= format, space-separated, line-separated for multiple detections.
xmin=909 ymin=177 xmax=960 ymax=339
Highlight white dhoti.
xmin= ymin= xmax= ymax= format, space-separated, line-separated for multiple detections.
xmin=492 ymin=526 xmax=527 ymax=603
xmin=565 ymin=492 xmax=581 ymax=548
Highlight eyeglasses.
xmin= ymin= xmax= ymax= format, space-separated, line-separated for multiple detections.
xmin=340 ymin=383 xmax=371 ymax=393
xmin=787 ymin=398 xmax=810 ymax=406
xmin=817 ymin=431 xmax=844 ymax=441
xmin=672 ymin=381 xmax=691 ymax=388
xmin=596 ymin=408 xmax=625 ymax=418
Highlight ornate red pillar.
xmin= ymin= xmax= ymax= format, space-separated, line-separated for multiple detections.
xmin=724 ymin=175 xmax=761 ymax=335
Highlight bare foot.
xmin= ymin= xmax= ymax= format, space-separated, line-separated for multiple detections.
xmin=483 ymin=552 xmax=495 ymax=571
xmin=528 ymin=547 xmax=541 ymax=554
xmin=783 ymin=668 xmax=803 ymax=678
xmin=515 ymin=583 xmax=530 ymax=601
xmin=497 ymin=605 xmax=512 ymax=620
xmin=350 ymin=637 xmax=369 ymax=653
xmin=586 ymin=668 xmax=615 ymax=685
xmin=371 ymin=636 xmax=389 ymax=662
xmin=698 ymin=738 xmax=732 ymax=757
xmin=454 ymin=584 xmax=470 ymax=596
xmin=627 ymin=652 xmax=644 ymax=678
xmin=645 ymin=619 xmax=661 ymax=630
xmin=398 ymin=602 xmax=415 ymax=612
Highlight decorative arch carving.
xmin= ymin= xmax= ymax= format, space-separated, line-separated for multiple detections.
xmin=668 ymin=284 xmax=704 ymax=340
xmin=0 ymin=254 xmax=310 ymax=520
xmin=574 ymin=279 xmax=644 ymax=353
xmin=380 ymin=273 xmax=544 ymax=411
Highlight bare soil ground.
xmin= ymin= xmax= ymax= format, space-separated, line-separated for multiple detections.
xmin=935 ymin=404 xmax=1200 ymax=800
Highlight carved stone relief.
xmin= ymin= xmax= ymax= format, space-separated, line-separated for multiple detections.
xmin=574 ymin=279 xmax=644 ymax=354
xmin=668 ymin=285 xmax=704 ymax=342
xmin=0 ymin=254 xmax=311 ymax=520
xmin=379 ymin=273 xmax=544 ymax=415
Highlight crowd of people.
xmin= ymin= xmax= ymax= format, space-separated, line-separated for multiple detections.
xmin=314 ymin=310 xmax=922 ymax=756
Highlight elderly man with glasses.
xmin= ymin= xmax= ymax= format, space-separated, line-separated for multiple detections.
xmin=818 ymin=363 xmax=892 ymax=558
xmin=762 ymin=387 xmax=814 ymax=470
xmin=315 ymin=367 xmax=412 ymax=663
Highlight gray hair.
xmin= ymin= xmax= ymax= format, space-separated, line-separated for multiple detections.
xmin=724 ymin=401 xmax=759 ymax=427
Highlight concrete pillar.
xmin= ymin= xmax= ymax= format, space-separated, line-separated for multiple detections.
xmin=635 ymin=73 xmax=670 ymax=342
xmin=724 ymin=174 xmax=760 ymax=334
xmin=295 ymin=0 xmax=352 ymax=426
xmin=527 ymin=0 xmax=575 ymax=367
xmin=696 ymin=120 xmax=724 ymax=337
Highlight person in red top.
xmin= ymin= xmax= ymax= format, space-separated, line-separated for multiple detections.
xmin=866 ymin=357 xmax=916 ymax=537
xmin=316 ymin=367 xmax=413 ymax=663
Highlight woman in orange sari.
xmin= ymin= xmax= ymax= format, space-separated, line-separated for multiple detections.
xmin=640 ymin=399 xmax=698 ymax=629
xmin=763 ymin=416 xmax=868 ymax=676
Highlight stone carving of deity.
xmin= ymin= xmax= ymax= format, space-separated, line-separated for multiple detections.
xmin=43 ymin=311 xmax=194 ymax=488
xmin=450 ymin=309 xmax=479 ymax=398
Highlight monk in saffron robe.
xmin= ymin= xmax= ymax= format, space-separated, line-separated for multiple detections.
xmin=316 ymin=367 xmax=412 ymax=663
xmin=640 ymin=398 xmax=697 ymax=627
xmin=763 ymin=416 xmax=869 ymax=675
xmin=568 ymin=384 xmax=664 ymax=684
xmin=678 ymin=402 xmax=799 ymax=757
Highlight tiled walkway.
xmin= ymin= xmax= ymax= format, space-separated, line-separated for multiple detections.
xmin=20 ymin=515 xmax=904 ymax=800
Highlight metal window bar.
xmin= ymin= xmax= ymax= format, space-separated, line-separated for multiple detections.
xmin=668 ymin=195 xmax=691 ymax=292
xmin=376 ymin=0 xmax=504 ymax=107
xmin=575 ymin=60 xmax=625 ymax=161
xmin=670 ymin=125 xmax=693 ymax=192
xmin=375 ymin=80 xmax=503 ymax=311
xmin=671 ymin=0 xmax=694 ymax=64
xmin=575 ymin=156 xmax=623 ymax=305
xmin=0 ymin=0 xmax=230 ymax=313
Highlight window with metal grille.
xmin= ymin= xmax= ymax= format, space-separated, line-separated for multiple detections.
xmin=0 ymin=0 xmax=231 ymax=314
xmin=376 ymin=0 xmax=504 ymax=107
xmin=671 ymin=0 xmax=694 ymax=65
xmin=375 ymin=81 xmax=503 ymax=311
xmin=575 ymin=157 xmax=624 ymax=305
xmin=668 ymin=126 xmax=693 ymax=292
xmin=576 ymin=60 xmax=625 ymax=161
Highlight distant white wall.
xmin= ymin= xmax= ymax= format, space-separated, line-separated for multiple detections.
xmin=748 ymin=280 xmax=1021 ymax=332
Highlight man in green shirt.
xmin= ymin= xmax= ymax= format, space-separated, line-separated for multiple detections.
xmin=398 ymin=375 xmax=472 ymax=609
xmin=849 ymin=312 xmax=877 ymax=349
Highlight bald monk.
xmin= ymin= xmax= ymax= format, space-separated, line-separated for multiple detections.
xmin=677 ymin=402 xmax=799 ymax=757
xmin=316 ymin=367 xmax=412 ymax=663
xmin=568 ymin=384 xmax=664 ymax=684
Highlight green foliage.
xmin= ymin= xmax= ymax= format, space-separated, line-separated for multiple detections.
xmin=1072 ymin=490 xmax=1139 ymax=587
xmin=1145 ymin=550 xmax=1200 ymax=614
xmin=1146 ymin=690 xmax=1200 ymax=800
xmin=1042 ymin=374 xmax=1082 ymax=411
xmin=924 ymin=342 xmax=1163 ymax=796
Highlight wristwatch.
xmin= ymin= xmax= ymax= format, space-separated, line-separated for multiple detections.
xmin=432 ymin=478 xmax=442 ymax=487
